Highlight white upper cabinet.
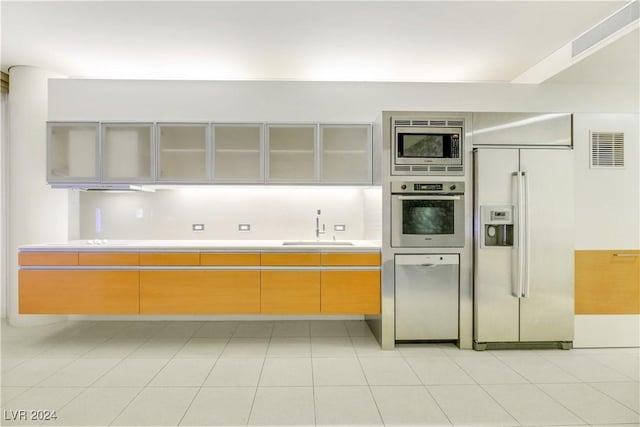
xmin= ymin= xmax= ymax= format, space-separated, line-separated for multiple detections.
xmin=157 ymin=123 xmax=209 ymax=182
xmin=102 ymin=123 xmax=154 ymax=182
xmin=320 ymin=124 xmax=372 ymax=183
xmin=267 ymin=125 xmax=317 ymax=182
xmin=213 ymin=124 xmax=263 ymax=183
xmin=47 ymin=123 xmax=99 ymax=183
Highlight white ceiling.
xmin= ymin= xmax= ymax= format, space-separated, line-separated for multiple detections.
xmin=1 ymin=1 xmax=637 ymax=84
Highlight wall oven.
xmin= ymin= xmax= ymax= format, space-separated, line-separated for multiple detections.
xmin=392 ymin=117 xmax=464 ymax=176
xmin=391 ymin=181 xmax=465 ymax=247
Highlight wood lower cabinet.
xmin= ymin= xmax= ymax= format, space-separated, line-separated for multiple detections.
xmin=140 ymin=270 xmax=260 ymax=314
xmin=261 ymin=270 xmax=320 ymax=314
xmin=139 ymin=252 xmax=200 ymax=266
xmin=79 ymin=252 xmax=139 ymax=266
xmin=201 ymin=252 xmax=260 ymax=266
xmin=19 ymin=252 xmax=78 ymax=266
xmin=18 ymin=249 xmax=381 ymax=315
xmin=261 ymin=252 xmax=320 ymax=266
xmin=321 ymin=252 xmax=380 ymax=266
xmin=19 ymin=270 xmax=139 ymax=314
xmin=321 ymin=270 xmax=380 ymax=314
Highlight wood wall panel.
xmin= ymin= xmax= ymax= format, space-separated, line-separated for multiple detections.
xmin=575 ymin=250 xmax=640 ymax=314
xmin=321 ymin=252 xmax=380 ymax=266
xmin=19 ymin=270 xmax=139 ymax=314
xmin=140 ymin=270 xmax=260 ymax=314
xmin=19 ymin=252 xmax=78 ymax=266
xmin=321 ymin=270 xmax=380 ymax=314
xmin=261 ymin=271 xmax=320 ymax=314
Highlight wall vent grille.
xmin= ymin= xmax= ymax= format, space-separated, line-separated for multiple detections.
xmin=394 ymin=120 xmax=411 ymax=126
xmin=412 ymin=120 xmax=429 ymax=126
xmin=590 ymin=131 xmax=624 ymax=168
xmin=447 ymin=120 xmax=464 ymax=127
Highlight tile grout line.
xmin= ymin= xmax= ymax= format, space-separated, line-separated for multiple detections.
xmin=529 ymin=382 xmax=595 ymax=425
xmin=175 ymin=331 xmax=233 ymax=427
xmin=399 ymin=349 xmax=455 ymax=427
xmin=350 ymin=330 xmax=385 ymax=427
xmin=245 ymin=326 xmax=271 ymax=426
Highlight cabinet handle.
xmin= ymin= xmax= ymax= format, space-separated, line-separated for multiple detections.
xmin=613 ymin=253 xmax=640 ymax=257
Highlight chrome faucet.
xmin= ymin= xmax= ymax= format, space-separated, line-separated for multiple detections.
xmin=315 ymin=209 xmax=326 ymax=240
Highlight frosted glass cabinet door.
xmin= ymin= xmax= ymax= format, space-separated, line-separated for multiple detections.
xmin=320 ymin=125 xmax=372 ymax=183
xmin=213 ymin=125 xmax=263 ymax=182
xmin=47 ymin=122 xmax=99 ymax=182
xmin=158 ymin=123 xmax=209 ymax=182
xmin=102 ymin=124 xmax=154 ymax=182
xmin=267 ymin=125 xmax=317 ymax=182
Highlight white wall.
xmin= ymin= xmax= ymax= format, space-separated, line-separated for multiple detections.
xmin=78 ymin=186 xmax=378 ymax=241
xmin=574 ymin=113 xmax=639 ymax=250
xmin=1 ymin=91 xmax=7 ymax=318
xmin=8 ymin=67 xmax=69 ymax=326
xmin=48 ymin=80 xmax=637 ymax=122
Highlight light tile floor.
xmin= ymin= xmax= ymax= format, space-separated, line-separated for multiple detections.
xmin=1 ymin=320 xmax=638 ymax=426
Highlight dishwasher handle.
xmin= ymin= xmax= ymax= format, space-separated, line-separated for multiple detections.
xmin=395 ymin=254 xmax=459 ymax=266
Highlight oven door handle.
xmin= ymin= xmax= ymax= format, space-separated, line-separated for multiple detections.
xmin=396 ymin=195 xmax=461 ymax=201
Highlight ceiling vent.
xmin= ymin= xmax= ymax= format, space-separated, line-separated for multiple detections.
xmin=572 ymin=1 xmax=639 ymax=57
xmin=590 ymin=131 xmax=624 ymax=168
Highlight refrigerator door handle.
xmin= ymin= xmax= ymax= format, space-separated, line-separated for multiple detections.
xmin=522 ymin=171 xmax=531 ymax=298
xmin=512 ymin=171 xmax=524 ymax=298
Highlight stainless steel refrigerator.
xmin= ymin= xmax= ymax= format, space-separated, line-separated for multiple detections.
xmin=472 ymin=113 xmax=574 ymax=350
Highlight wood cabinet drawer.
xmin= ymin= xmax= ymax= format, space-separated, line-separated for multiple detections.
xmin=19 ymin=270 xmax=139 ymax=314
xmin=140 ymin=270 xmax=260 ymax=314
xmin=321 ymin=270 xmax=380 ymax=314
xmin=575 ymin=250 xmax=640 ymax=314
xmin=78 ymin=252 xmax=139 ymax=266
xmin=139 ymin=252 xmax=200 ymax=266
xmin=200 ymin=252 xmax=260 ymax=266
xmin=19 ymin=252 xmax=78 ymax=266
xmin=321 ymin=252 xmax=380 ymax=266
xmin=261 ymin=253 xmax=320 ymax=266
xmin=261 ymin=271 xmax=320 ymax=314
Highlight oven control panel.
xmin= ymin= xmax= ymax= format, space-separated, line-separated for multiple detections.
xmin=392 ymin=181 xmax=464 ymax=194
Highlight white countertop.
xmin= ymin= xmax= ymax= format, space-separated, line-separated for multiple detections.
xmin=20 ymin=239 xmax=381 ymax=252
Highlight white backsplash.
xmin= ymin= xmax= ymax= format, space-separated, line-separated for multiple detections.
xmin=79 ymin=186 xmax=382 ymax=241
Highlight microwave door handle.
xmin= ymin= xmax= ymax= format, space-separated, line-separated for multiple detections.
xmin=396 ymin=195 xmax=461 ymax=201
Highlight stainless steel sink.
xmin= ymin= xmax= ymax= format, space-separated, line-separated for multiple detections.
xmin=282 ymin=241 xmax=354 ymax=246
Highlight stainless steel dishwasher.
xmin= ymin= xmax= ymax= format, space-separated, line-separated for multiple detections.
xmin=395 ymin=254 xmax=459 ymax=341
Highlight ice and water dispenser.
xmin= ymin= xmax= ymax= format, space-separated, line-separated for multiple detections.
xmin=480 ymin=206 xmax=514 ymax=247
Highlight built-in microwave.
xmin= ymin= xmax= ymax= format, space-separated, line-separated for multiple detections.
xmin=392 ymin=120 xmax=464 ymax=175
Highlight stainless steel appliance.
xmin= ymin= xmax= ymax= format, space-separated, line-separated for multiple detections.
xmin=473 ymin=112 xmax=574 ymax=350
xmin=395 ymin=254 xmax=459 ymax=340
xmin=391 ymin=181 xmax=464 ymax=247
xmin=392 ymin=117 xmax=464 ymax=175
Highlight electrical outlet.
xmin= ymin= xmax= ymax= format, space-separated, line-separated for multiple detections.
xmin=238 ymin=224 xmax=251 ymax=232
xmin=192 ymin=224 xmax=205 ymax=231
xmin=334 ymin=224 xmax=346 ymax=232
